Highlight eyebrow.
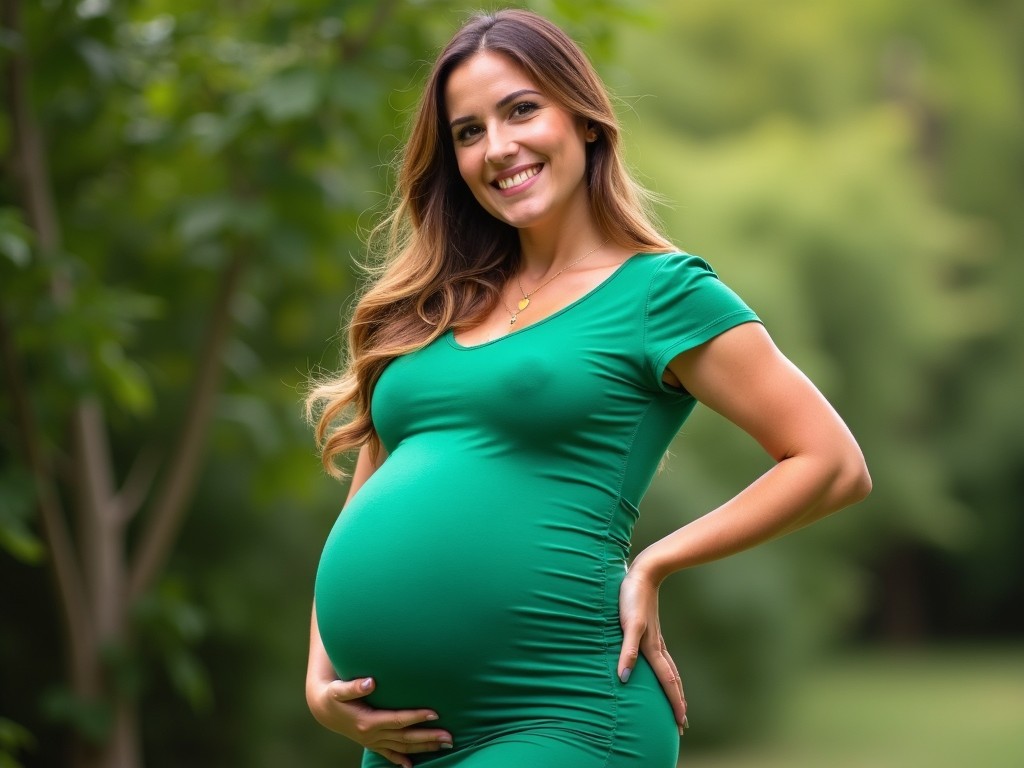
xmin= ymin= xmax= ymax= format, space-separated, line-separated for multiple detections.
xmin=449 ymin=89 xmax=544 ymax=129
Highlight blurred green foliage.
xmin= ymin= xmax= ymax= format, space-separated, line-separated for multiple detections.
xmin=0 ymin=716 xmax=35 ymax=768
xmin=681 ymin=647 xmax=1024 ymax=768
xmin=0 ymin=0 xmax=1020 ymax=765
xmin=618 ymin=0 xmax=1023 ymax=741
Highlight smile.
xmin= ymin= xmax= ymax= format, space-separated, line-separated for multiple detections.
xmin=495 ymin=164 xmax=542 ymax=190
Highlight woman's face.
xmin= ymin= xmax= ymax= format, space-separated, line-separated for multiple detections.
xmin=444 ymin=51 xmax=591 ymax=233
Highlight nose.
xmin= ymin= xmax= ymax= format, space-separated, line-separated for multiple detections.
xmin=484 ymin=125 xmax=517 ymax=165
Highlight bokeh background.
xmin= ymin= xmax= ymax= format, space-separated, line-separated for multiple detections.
xmin=1 ymin=0 xmax=1022 ymax=766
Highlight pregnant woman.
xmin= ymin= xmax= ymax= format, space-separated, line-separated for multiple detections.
xmin=305 ymin=9 xmax=870 ymax=768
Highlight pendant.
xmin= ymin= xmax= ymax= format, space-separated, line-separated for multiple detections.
xmin=510 ymin=315 xmax=517 ymax=326
xmin=517 ymin=297 xmax=530 ymax=311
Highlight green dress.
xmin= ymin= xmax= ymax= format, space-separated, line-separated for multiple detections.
xmin=315 ymin=252 xmax=760 ymax=766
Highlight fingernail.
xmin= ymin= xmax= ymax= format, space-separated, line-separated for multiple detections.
xmin=619 ymin=667 xmax=631 ymax=683
xmin=440 ymin=742 xmax=453 ymax=750
xmin=426 ymin=713 xmax=439 ymax=721
xmin=679 ymin=715 xmax=690 ymax=735
xmin=360 ymin=678 xmax=373 ymax=691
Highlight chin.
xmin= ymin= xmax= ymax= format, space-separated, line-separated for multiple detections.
xmin=489 ymin=203 xmax=551 ymax=230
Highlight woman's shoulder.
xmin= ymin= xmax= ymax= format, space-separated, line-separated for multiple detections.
xmin=629 ymin=250 xmax=714 ymax=272
xmin=621 ymin=251 xmax=720 ymax=289
xmin=631 ymin=249 xmax=758 ymax=324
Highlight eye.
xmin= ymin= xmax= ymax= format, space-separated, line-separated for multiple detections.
xmin=511 ymin=101 xmax=538 ymax=118
xmin=455 ymin=124 xmax=482 ymax=143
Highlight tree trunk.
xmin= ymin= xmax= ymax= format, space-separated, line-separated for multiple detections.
xmin=4 ymin=1 xmax=251 ymax=764
xmin=72 ymin=402 xmax=142 ymax=768
xmin=1 ymin=3 xmax=107 ymax=764
xmin=4 ymin=2 xmax=143 ymax=766
xmin=75 ymin=703 xmax=142 ymax=768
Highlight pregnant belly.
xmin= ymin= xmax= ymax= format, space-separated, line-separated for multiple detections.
xmin=313 ymin=447 xmax=620 ymax=733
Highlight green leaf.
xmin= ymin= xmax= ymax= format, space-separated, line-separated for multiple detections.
xmin=75 ymin=37 xmax=118 ymax=83
xmin=167 ymin=651 xmax=213 ymax=712
xmin=0 ymin=716 xmax=35 ymax=768
xmin=96 ymin=341 xmax=154 ymax=415
xmin=0 ymin=515 xmax=44 ymax=564
xmin=0 ymin=209 xmax=34 ymax=267
xmin=0 ymin=233 xmax=29 ymax=267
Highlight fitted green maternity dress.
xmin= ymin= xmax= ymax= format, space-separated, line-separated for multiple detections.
xmin=315 ymin=252 xmax=761 ymax=767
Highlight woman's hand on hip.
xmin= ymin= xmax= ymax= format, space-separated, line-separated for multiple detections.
xmin=617 ymin=566 xmax=689 ymax=736
xmin=307 ymin=675 xmax=453 ymax=768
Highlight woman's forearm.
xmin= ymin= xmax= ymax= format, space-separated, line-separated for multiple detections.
xmin=641 ymin=323 xmax=872 ymax=584
xmin=633 ymin=449 xmax=870 ymax=584
xmin=307 ymin=607 xmax=338 ymax=692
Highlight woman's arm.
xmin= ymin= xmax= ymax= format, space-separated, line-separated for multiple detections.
xmin=306 ymin=444 xmax=454 ymax=768
xmin=616 ymin=323 xmax=871 ymax=725
xmin=641 ymin=322 xmax=871 ymax=578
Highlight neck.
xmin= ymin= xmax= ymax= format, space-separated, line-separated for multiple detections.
xmin=516 ymin=210 xmax=605 ymax=279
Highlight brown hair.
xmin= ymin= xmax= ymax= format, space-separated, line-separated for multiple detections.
xmin=308 ymin=8 xmax=674 ymax=477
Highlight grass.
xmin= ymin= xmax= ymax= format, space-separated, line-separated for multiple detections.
xmin=678 ymin=646 xmax=1024 ymax=768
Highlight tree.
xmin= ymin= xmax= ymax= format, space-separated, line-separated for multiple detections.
xmin=0 ymin=2 xmax=639 ymax=765
xmin=0 ymin=0 xmax=428 ymax=764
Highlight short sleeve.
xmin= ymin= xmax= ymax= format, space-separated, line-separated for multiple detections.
xmin=644 ymin=253 xmax=761 ymax=394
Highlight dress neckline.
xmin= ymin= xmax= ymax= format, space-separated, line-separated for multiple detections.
xmin=447 ymin=253 xmax=647 ymax=351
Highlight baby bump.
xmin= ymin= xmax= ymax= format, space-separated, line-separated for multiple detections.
xmin=314 ymin=448 xmax=623 ymax=731
xmin=315 ymin=494 xmax=525 ymax=702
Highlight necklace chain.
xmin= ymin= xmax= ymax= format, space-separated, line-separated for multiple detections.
xmin=501 ymin=239 xmax=609 ymax=328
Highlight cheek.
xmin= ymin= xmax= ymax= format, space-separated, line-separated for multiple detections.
xmin=455 ymin=152 xmax=498 ymax=212
xmin=548 ymin=120 xmax=588 ymax=169
xmin=455 ymin=149 xmax=483 ymax=187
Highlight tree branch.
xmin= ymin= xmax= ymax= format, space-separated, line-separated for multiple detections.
xmin=339 ymin=0 xmax=400 ymax=63
xmin=114 ymin=443 xmax=161 ymax=523
xmin=0 ymin=308 xmax=96 ymax=690
xmin=72 ymin=398 xmax=126 ymax=641
xmin=1 ymin=0 xmax=97 ymax=692
xmin=3 ymin=0 xmax=59 ymax=252
xmin=128 ymin=249 xmax=247 ymax=601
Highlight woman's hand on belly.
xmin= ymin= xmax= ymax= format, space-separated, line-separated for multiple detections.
xmin=307 ymin=675 xmax=454 ymax=768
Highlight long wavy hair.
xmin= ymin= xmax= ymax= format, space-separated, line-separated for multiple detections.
xmin=308 ymin=8 xmax=674 ymax=477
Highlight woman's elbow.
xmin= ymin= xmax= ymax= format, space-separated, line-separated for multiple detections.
xmin=834 ymin=448 xmax=872 ymax=508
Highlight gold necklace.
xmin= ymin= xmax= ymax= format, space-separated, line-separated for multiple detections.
xmin=502 ymin=239 xmax=609 ymax=327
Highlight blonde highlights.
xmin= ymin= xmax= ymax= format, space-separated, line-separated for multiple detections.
xmin=307 ymin=9 xmax=673 ymax=477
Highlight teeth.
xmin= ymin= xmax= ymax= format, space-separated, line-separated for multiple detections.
xmin=497 ymin=165 xmax=540 ymax=190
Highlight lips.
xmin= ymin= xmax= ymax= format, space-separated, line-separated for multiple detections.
xmin=493 ymin=164 xmax=543 ymax=191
